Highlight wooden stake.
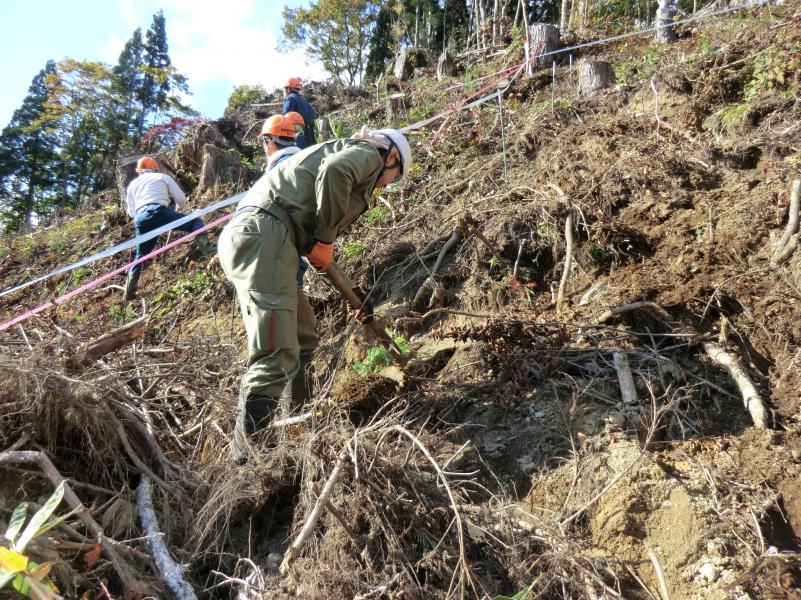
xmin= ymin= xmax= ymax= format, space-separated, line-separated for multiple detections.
xmin=613 ymin=352 xmax=638 ymax=404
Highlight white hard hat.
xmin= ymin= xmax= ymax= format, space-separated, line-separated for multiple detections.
xmin=376 ymin=128 xmax=412 ymax=179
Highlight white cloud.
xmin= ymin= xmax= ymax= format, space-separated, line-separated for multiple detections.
xmin=161 ymin=0 xmax=327 ymax=96
xmin=100 ymin=34 xmax=126 ymax=64
xmin=100 ymin=0 xmax=327 ymax=115
xmin=118 ymin=0 xmax=140 ymax=30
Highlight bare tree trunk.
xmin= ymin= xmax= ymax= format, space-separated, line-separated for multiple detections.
xmin=655 ymin=0 xmax=677 ymax=43
xmin=573 ymin=0 xmax=589 ymax=33
xmin=478 ymin=0 xmax=487 ymax=50
xmin=492 ymin=0 xmax=501 ymax=46
xmin=560 ymin=0 xmax=571 ymax=32
xmin=414 ymin=0 xmax=420 ymax=46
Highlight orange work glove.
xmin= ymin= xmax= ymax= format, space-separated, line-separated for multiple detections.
xmin=306 ymin=241 xmax=333 ymax=271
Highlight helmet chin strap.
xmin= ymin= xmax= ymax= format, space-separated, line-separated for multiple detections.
xmin=377 ymin=137 xmax=400 ymax=180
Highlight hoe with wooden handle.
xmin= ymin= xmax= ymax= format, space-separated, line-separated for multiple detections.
xmin=324 ymin=261 xmax=410 ymax=365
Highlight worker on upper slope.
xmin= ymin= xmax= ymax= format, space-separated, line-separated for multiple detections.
xmin=282 ymin=78 xmax=316 ymax=149
xmin=218 ymin=126 xmax=412 ymax=462
xmin=123 ymin=156 xmax=214 ymax=301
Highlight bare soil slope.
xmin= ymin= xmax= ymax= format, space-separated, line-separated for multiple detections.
xmin=1 ymin=5 xmax=800 ymax=599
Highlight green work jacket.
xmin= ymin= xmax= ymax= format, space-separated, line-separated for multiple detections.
xmin=238 ymin=139 xmax=384 ymax=252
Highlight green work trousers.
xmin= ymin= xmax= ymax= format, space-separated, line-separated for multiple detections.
xmin=218 ymin=208 xmax=319 ymax=403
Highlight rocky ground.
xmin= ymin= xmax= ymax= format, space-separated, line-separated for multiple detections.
xmin=1 ymin=4 xmax=800 ymax=599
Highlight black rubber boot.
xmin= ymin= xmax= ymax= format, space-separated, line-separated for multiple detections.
xmin=189 ymin=233 xmax=215 ymax=259
xmin=230 ymin=392 xmax=277 ymax=464
xmin=123 ymin=271 xmax=140 ymax=301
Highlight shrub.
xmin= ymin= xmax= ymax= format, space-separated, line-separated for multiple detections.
xmin=353 ymin=346 xmax=394 ymax=376
xmin=341 ymin=242 xmax=366 ymax=262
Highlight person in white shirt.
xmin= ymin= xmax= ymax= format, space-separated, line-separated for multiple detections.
xmin=123 ymin=156 xmax=213 ymax=300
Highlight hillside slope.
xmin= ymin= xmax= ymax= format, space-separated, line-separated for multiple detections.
xmin=2 ymin=4 xmax=800 ymax=599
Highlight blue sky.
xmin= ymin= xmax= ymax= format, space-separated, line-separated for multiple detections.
xmin=0 ymin=0 xmax=326 ymax=129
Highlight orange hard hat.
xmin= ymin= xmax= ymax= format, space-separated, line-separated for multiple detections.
xmin=136 ymin=156 xmax=158 ymax=171
xmin=260 ymin=115 xmax=295 ymax=139
xmin=284 ymin=111 xmax=305 ymax=127
xmin=285 ymin=77 xmax=302 ymax=90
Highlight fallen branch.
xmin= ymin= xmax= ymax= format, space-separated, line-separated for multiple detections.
xmin=703 ymin=342 xmax=770 ymax=428
xmin=270 ymin=411 xmax=318 ymax=428
xmin=353 ymin=573 xmax=405 ymax=600
xmin=463 ymin=216 xmax=509 ymax=272
xmin=280 ymin=447 xmax=350 ymax=574
xmin=556 ymin=210 xmax=574 ymax=315
xmin=107 ymin=409 xmax=177 ymax=493
xmin=647 ymin=545 xmax=671 ymax=600
xmin=74 ymin=314 xmax=149 ymax=366
xmin=0 ymin=449 xmax=146 ymax=597
xmin=137 ymin=476 xmax=198 ymax=600
xmin=412 ymin=228 xmax=462 ymax=309
xmin=772 ymin=234 xmax=799 ymax=266
xmin=773 ymin=179 xmax=801 ymax=255
xmin=592 ymin=302 xmax=770 ymax=428
xmin=596 ymin=301 xmax=674 ymax=325
xmin=389 ymin=425 xmax=475 ymax=597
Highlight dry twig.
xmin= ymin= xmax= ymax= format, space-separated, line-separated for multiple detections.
xmin=137 ymin=476 xmax=198 ymax=600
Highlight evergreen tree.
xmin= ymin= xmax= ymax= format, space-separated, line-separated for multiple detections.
xmin=112 ymin=27 xmax=145 ymax=146
xmin=40 ymin=60 xmax=120 ymax=208
xmin=365 ymin=5 xmax=395 ymax=80
xmin=443 ymin=0 xmax=469 ymax=51
xmin=142 ymin=11 xmax=171 ymax=114
xmin=0 ymin=61 xmax=60 ymax=231
xmin=135 ymin=11 xmax=191 ymax=137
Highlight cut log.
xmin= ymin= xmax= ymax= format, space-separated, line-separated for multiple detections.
xmin=386 ymin=93 xmax=407 ymax=121
xmin=394 ymin=47 xmax=432 ymax=81
xmin=74 ymin=314 xmax=149 ymax=366
xmin=613 ymin=352 xmax=638 ymax=404
xmin=528 ymin=23 xmax=561 ymax=69
xmin=577 ymin=60 xmax=615 ymax=95
xmin=437 ymin=50 xmax=457 ymax=80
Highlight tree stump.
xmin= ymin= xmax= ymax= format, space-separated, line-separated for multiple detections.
xmin=386 ymin=93 xmax=407 ymax=121
xmin=394 ymin=47 xmax=414 ymax=81
xmin=197 ymin=145 xmax=249 ymax=198
xmin=528 ymin=23 xmax=561 ymax=69
xmin=437 ymin=50 xmax=456 ymax=80
xmin=317 ymin=116 xmax=333 ymax=142
xmin=655 ymin=0 xmax=677 ymax=43
xmin=577 ymin=59 xmax=615 ymax=95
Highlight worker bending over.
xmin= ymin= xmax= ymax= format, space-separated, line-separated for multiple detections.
xmin=218 ymin=127 xmax=412 ymax=462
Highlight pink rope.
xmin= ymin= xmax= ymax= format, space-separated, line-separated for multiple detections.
xmin=0 ymin=213 xmax=233 ymax=332
xmin=3 ymin=61 xmax=527 ymax=333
